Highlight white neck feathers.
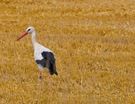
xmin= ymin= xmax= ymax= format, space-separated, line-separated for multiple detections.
xmin=31 ymin=31 xmax=37 ymax=47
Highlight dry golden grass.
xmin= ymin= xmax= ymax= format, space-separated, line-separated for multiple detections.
xmin=0 ymin=0 xmax=135 ymax=103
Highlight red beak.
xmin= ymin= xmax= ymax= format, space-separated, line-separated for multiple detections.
xmin=17 ymin=32 xmax=28 ymax=41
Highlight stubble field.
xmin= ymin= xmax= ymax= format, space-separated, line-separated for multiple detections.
xmin=0 ymin=0 xmax=135 ymax=103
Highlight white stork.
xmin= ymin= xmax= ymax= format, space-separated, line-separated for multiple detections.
xmin=17 ymin=26 xmax=58 ymax=89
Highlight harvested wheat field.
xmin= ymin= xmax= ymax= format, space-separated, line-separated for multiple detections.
xmin=0 ymin=0 xmax=135 ymax=103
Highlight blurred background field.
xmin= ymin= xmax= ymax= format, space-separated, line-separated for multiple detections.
xmin=0 ymin=0 xmax=135 ymax=103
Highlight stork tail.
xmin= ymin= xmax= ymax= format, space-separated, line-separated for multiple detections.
xmin=49 ymin=61 xmax=58 ymax=75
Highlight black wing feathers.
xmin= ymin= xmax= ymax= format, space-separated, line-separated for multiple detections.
xmin=39 ymin=52 xmax=58 ymax=75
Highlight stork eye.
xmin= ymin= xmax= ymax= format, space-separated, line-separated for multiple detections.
xmin=28 ymin=29 xmax=31 ymax=31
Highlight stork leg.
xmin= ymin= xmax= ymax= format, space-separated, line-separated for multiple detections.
xmin=48 ymin=73 xmax=52 ymax=91
xmin=39 ymin=72 xmax=42 ymax=90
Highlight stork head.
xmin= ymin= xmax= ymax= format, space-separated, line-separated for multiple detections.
xmin=17 ymin=26 xmax=35 ymax=41
xmin=26 ymin=26 xmax=35 ymax=34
